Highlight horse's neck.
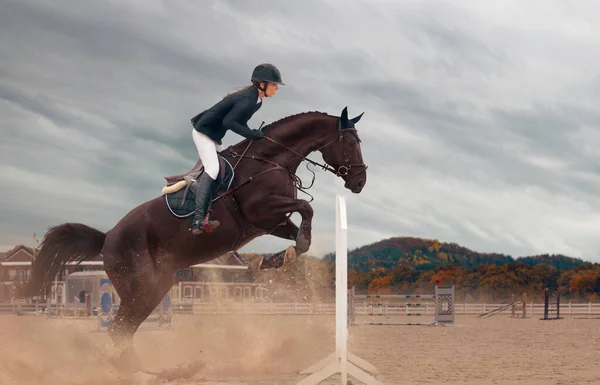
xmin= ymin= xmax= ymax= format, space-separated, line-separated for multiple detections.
xmin=259 ymin=115 xmax=333 ymax=172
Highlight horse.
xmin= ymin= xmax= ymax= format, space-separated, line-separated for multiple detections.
xmin=16 ymin=107 xmax=368 ymax=346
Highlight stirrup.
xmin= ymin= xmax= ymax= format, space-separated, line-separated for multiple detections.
xmin=190 ymin=214 xmax=220 ymax=235
xmin=202 ymin=219 xmax=220 ymax=233
xmin=202 ymin=212 xmax=220 ymax=233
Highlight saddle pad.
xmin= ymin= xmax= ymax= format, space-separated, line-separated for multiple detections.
xmin=218 ymin=155 xmax=235 ymax=192
xmin=164 ymin=155 xmax=235 ymax=218
xmin=165 ymin=185 xmax=196 ymax=218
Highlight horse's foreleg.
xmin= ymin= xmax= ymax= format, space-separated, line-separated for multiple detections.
xmin=246 ymin=219 xmax=299 ymax=272
xmin=270 ymin=219 xmax=301 ymax=249
xmin=246 ymin=197 xmax=310 ymax=273
xmin=267 ymin=196 xmax=314 ymax=254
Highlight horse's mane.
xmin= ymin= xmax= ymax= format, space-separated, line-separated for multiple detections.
xmin=227 ymin=111 xmax=335 ymax=152
xmin=261 ymin=111 xmax=332 ymax=133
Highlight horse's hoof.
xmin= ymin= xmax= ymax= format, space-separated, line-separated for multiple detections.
xmin=283 ymin=246 xmax=296 ymax=266
xmin=249 ymin=256 xmax=264 ymax=274
xmin=295 ymin=236 xmax=310 ymax=255
xmin=109 ymin=345 xmax=143 ymax=374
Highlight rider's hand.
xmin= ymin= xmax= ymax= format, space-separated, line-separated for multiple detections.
xmin=250 ymin=129 xmax=265 ymax=139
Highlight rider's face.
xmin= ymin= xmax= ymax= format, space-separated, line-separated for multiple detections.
xmin=264 ymin=82 xmax=279 ymax=97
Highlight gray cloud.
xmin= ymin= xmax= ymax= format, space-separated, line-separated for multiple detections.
xmin=2 ymin=0 xmax=600 ymax=262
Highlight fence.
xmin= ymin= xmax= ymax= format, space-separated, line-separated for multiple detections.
xmin=0 ymin=302 xmax=45 ymax=316
xmin=4 ymin=301 xmax=600 ymax=317
xmin=177 ymin=301 xmax=600 ymax=317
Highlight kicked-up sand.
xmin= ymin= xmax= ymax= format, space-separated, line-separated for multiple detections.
xmin=0 ymin=313 xmax=599 ymax=384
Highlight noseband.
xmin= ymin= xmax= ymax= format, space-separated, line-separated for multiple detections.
xmin=228 ymin=118 xmax=367 ymax=196
xmin=223 ymin=118 xmax=367 ymax=208
xmin=315 ymin=121 xmax=368 ymax=178
xmin=260 ymin=119 xmax=367 ymax=179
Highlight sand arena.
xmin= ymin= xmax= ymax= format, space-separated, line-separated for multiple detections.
xmin=1 ymin=310 xmax=600 ymax=385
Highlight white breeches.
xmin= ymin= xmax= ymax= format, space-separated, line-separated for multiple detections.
xmin=192 ymin=129 xmax=224 ymax=180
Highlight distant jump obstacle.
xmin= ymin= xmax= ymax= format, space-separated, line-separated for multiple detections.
xmin=541 ymin=288 xmax=561 ymax=321
xmin=98 ymin=277 xmax=173 ymax=331
xmin=511 ymin=293 xmax=527 ymax=318
xmin=348 ymin=285 xmax=455 ymax=326
xmin=478 ymin=293 xmax=528 ymax=319
xmin=45 ymin=272 xmax=172 ymax=331
xmin=297 ymin=195 xmax=384 ymax=385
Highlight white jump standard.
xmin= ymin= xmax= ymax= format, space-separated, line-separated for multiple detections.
xmin=297 ymin=195 xmax=384 ymax=385
xmin=349 ymin=285 xmax=455 ymax=326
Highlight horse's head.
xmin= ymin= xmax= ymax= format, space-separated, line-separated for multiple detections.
xmin=320 ymin=107 xmax=368 ymax=194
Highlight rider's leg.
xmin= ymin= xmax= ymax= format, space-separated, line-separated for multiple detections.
xmin=190 ymin=129 xmax=220 ymax=234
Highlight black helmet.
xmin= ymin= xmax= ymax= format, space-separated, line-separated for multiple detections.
xmin=251 ymin=63 xmax=285 ymax=85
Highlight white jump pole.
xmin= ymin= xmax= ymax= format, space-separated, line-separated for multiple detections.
xmin=297 ymin=195 xmax=384 ymax=385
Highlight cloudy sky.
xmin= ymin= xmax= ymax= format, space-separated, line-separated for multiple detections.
xmin=2 ymin=0 xmax=600 ymax=262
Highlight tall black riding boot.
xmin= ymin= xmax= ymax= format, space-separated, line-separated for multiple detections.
xmin=190 ymin=173 xmax=220 ymax=235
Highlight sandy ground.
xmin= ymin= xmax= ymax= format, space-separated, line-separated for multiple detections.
xmin=0 ymin=313 xmax=599 ymax=385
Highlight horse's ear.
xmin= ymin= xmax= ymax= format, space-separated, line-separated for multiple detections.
xmin=350 ymin=112 xmax=364 ymax=124
xmin=340 ymin=107 xmax=349 ymax=123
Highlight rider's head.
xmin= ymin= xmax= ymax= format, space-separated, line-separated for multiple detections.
xmin=251 ymin=63 xmax=284 ymax=98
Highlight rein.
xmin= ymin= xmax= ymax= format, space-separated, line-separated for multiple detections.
xmin=218 ymin=118 xmax=367 ymax=201
xmin=263 ymin=121 xmax=368 ymax=178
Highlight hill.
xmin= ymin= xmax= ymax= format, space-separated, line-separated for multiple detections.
xmin=321 ymin=237 xmax=590 ymax=272
xmin=515 ymin=254 xmax=590 ymax=270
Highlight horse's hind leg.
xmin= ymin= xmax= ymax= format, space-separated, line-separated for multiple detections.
xmin=107 ymin=294 xmax=154 ymax=345
xmin=105 ymin=297 xmax=147 ymax=372
xmin=249 ymin=244 xmax=296 ymax=273
xmin=106 ymin=271 xmax=173 ymax=344
xmin=104 ymin=264 xmax=174 ymax=372
xmin=104 ymin=246 xmax=174 ymax=341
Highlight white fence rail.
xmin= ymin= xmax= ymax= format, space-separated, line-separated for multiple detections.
xmin=3 ymin=301 xmax=600 ymax=317
xmin=183 ymin=301 xmax=600 ymax=317
xmin=191 ymin=302 xmax=336 ymax=315
xmin=0 ymin=303 xmax=45 ymax=316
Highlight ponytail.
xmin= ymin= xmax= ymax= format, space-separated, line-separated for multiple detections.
xmin=223 ymin=85 xmax=255 ymax=99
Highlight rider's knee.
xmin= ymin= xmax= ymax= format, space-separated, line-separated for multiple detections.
xmin=204 ymin=163 xmax=219 ymax=179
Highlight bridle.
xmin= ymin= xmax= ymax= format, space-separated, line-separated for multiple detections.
xmin=223 ymin=117 xmax=367 ymax=205
xmin=263 ymin=119 xmax=368 ymax=179
xmin=216 ymin=117 xmax=367 ymax=237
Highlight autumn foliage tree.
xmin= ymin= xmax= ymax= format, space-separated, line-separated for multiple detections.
xmin=315 ymin=236 xmax=598 ymax=302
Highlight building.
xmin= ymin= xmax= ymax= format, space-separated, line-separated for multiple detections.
xmin=0 ymin=245 xmax=104 ymax=303
xmin=0 ymin=246 xmax=261 ymax=303
xmin=0 ymin=245 xmax=37 ymax=283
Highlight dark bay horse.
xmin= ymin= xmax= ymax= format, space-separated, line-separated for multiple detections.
xmin=17 ymin=107 xmax=368 ymax=344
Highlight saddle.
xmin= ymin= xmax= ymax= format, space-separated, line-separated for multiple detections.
xmin=161 ymin=154 xmax=235 ymax=218
xmin=162 ymin=154 xmax=234 ymax=195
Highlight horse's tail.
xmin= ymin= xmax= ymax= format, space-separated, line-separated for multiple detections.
xmin=15 ymin=223 xmax=106 ymax=298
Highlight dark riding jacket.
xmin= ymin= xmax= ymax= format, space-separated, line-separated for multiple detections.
xmin=191 ymin=86 xmax=263 ymax=145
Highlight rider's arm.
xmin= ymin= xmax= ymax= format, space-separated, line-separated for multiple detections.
xmin=222 ymin=98 xmax=263 ymax=139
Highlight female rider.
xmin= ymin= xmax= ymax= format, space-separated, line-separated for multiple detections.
xmin=189 ymin=63 xmax=284 ymax=235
